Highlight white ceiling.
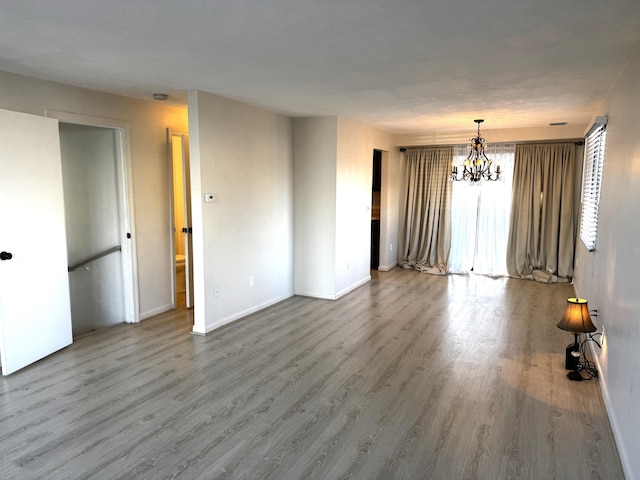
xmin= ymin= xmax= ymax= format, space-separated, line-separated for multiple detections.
xmin=1 ymin=0 xmax=639 ymax=134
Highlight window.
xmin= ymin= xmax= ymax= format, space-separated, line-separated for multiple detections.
xmin=580 ymin=117 xmax=607 ymax=251
xmin=449 ymin=143 xmax=515 ymax=275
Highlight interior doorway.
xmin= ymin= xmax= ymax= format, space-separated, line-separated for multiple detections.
xmin=371 ymin=149 xmax=382 ymax=270
xmin=168 ymin=130 xmax=193 ymax=309
xmin=48 ymin=110 xmax=139 ymax=336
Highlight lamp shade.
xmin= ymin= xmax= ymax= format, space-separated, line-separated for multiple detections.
xmin=557 ymin=298 xmax=596 ymax=333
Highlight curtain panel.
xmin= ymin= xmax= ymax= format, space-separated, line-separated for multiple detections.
xmin=400 ymin=147 xmax=453 ymax=275
xmin=506 ymin=143 xmax=576 ymax=282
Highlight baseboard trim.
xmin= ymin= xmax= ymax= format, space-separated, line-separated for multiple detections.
xmin=139 ymin=303 xmax=174 ymax=321
xmin=197 ymin=291 xmax=295 ymax=335
xmin=294 ymin=290 xmax=337 ymax=300
xmin=377 ymin=262 xmax=397 ymax=272
xmin=295 ymin=276 xmax=372 ymax=301
xmin=335 ymin=275 xmax=371 ymax=299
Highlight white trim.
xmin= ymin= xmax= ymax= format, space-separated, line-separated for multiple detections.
xmin=295 ymin=276 xmax=372 ymax=300
xmin=196 ymin=291 xmax=294 ymax=335
xmin=45 ymin=110 xmax=140 ymax=323
xmin=378 ymin=262 xmax=397 ymax=272
xmin=139 ymin=304 xmax=174 ymax=321
xmin=295 ymin=290 xmax=339 ymax=300
xmin=335 ymin=276 xmax=371 ymax=299
xmin=587 ymin=342 xmax=634 ymax=480
xmin=187 ymin=91 xmax=206 ymax=334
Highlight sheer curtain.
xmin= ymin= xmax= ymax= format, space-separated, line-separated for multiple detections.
xmin=449 ymin=144 xmax=515 ymax=276
xmin=400 ymin=147 xmax=452 ymax=275
xmin=506 ymin=143 xmax=575 ymax=282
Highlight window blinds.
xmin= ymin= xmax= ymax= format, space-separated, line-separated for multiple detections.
xmin=580 ymin=118 xmax=607 ymax=251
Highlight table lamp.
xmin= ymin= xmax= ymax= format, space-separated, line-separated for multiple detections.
xmin=557 ymin=298 xmax=596 ymax=381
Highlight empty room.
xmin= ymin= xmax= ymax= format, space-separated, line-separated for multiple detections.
xmin=0 ymin=1 xmax=639 ymax=479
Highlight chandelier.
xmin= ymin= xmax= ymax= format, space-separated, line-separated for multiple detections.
xmin=451 ymin=119 xmax=501 ymax=183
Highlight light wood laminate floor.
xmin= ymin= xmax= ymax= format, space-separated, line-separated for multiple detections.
xmin=0 ymin=269 xmax=624 ymax=479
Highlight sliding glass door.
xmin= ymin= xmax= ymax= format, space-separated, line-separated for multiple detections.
xmin=449 ymin=144 xmax=515 ymax=276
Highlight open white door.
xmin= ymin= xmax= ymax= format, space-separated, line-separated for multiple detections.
xmin=0 ymin=109 xmax=73 ymax=375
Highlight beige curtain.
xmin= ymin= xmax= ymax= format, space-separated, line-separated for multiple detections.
xmin=400 ymin=147 xmax=453 ymax=274
xmin=506 ymin=143 xmax=575 ymax=282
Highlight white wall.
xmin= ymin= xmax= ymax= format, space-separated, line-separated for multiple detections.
xmin=0 ymin=70 xmax=189 ymax=320
xmin=335 ymin=117 xmax=371 ymax=296
xmin=573 ymin=48 xmax=640 ymax=480
xmin=336 ymin=118 xmax=399 ymax=294
xmin=293 ymin=117 xmax=338 ymax=298
xmin=187 ymin=91 xmax=295 ymax=334
xmin=379 ymin=149 xmax=401 ymax=271
xmin=294 ymin=116 xmax=400 ymax=299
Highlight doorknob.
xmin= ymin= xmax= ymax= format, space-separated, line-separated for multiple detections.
xmin=0 ymin=251 xmax=13 ymax=260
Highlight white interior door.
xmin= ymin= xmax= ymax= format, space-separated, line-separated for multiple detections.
xmin=181 ymin=134 xmax=194 ymax=309
xmin=0 ymin=108 xmax=73 ymax=375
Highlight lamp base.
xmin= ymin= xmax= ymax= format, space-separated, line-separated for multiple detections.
xmin=567 ymin=370 xmax=584 ymax=381
xmin=565 ymin=343 xmax=579 ymax=370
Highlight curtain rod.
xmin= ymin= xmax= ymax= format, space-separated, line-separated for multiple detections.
xmin=516 ymin=139 xmax=584 ymax=146
xmin=399 ymin=139 xmax=584 ymax=152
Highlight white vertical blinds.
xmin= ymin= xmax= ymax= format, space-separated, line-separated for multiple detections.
xmin=580 ymin=119 xmax=607 ymax=251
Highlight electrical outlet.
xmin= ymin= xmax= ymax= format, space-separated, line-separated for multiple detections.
xmin=214 ymin=284 xmax=220 ymax=297
xmin=249 ymin=276 xmax=254 ymax=287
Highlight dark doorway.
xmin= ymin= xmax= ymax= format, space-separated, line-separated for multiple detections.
xmin=371 ymin=150 xmax=381 ymax=269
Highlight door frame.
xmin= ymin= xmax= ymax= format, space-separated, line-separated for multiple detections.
xmin=45 ymin=110 xmax=140 ymax=323
xmin=167 ymin=129 xmax=193 ymax=309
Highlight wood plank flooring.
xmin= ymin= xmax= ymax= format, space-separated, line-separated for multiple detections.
xmin=0 ymin=269 xmax=625 ymax=479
